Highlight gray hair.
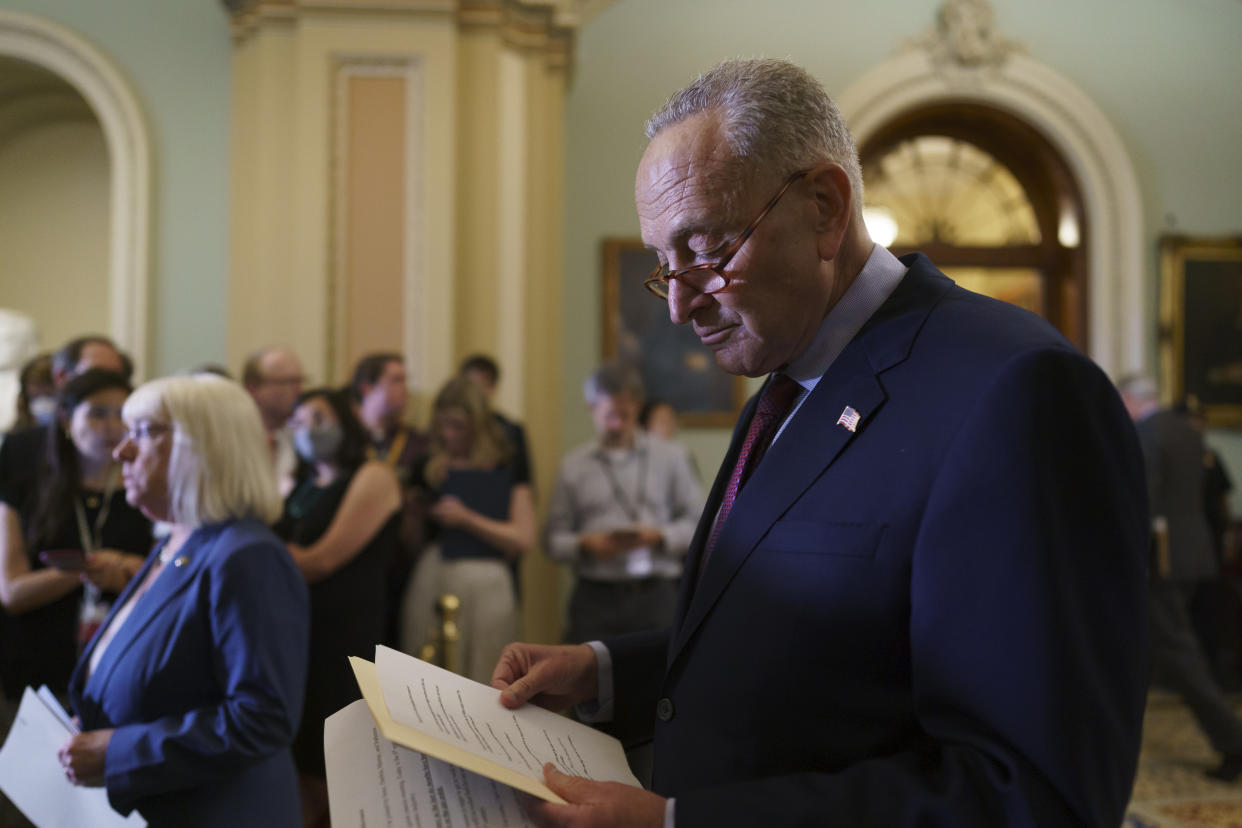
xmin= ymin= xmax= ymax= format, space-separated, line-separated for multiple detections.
xmin=583 ymin=362 xmax=645 ymax=405
xmin=645 ymin=58 xmax=863 ymax=210
xmin=123 ymin=374 xmax=283 ymax=527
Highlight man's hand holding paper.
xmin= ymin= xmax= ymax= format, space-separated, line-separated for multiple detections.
xmin=492 ymin=642 xmax=599 ymax=714
xmin=490 ymin=644 xmax=667 ymax=828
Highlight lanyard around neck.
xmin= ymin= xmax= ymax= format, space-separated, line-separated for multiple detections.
xmin=74 ymin=465 xmax=119 ymax=554
xmin=596 ymin=445 xmax=647 ymax=523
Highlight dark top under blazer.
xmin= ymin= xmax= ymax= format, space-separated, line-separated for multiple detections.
xmin=605 ymin=254 xmax=1150 ymax=827
xmin=69 ymin=519 xmax=310 ymax=827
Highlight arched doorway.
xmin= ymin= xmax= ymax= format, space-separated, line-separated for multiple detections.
xmin=0 ymin=10 xmax=151 ymax=376
xmin=860 ymin=102 xmax=1088 ymax=349
xmin=838 ymin=43 xmax=1145 ymax=378
xmin=0 ymin=56 xmax=111 ymax=353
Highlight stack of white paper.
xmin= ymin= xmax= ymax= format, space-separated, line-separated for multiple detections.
xmin=327 ymin=646 xmax=642 ymax=824
xmin=0 ymin=686 xmax=144 ymax=827
xmin=326 ymin=700 xmax=538 ymax=828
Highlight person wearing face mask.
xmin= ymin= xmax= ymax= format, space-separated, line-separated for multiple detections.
xmin=274 ymin=386 xmax=401 ymax=827
xmin=0 ymin=369 xmax=152 ymax=821
xmin=12 ymin=353 xmax=56 ymax=432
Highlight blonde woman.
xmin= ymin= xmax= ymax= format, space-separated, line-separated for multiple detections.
xmin=401 ymin=377 xmax=534 ymax=682
xmin=59 ymin=374 xmax=309 ymax=827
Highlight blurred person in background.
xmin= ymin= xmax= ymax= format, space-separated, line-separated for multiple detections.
xmin=0 ymin=335 xmax=132 ymax=497
xmin=11 ymin=352 xmax=55 ymax=432
xmin=460 ymin=354 xmax=534 ymax=492
xmin=0 ymin=369 xmax=150 ymax=705
xmin=1121 ymin=375 xmax=1242 ymax=781
xmin=1177 ymin=395 xmax=1238 ymax=688
xmin=639 ymin=399 xmax=679 ymax=442
xmin=60 ymin=374 xmax=309 ymax=826
xmin=639 ymin=398 xmax=699 ymax=482
xmin=545 ymin=363 xmax=703 ymax=645
xmin=351 ymin=352 xmax=429 ymax=647
xmin=401 ymin=377 xmax=534 ymax=683
xmin=277 ymin=386 xmax=401 ymax=827
xmin=241 ymin=345 xmax=305 ymax=497
xmin=50 ymin=335 xmax=131 ymax=388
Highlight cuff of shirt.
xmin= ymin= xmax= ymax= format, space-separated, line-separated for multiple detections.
xmin=574 ymin=640 xmax=614 ymax=723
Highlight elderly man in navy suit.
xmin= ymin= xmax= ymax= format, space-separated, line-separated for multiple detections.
xmin=492 ymin=58 xmax=1149 ymax=827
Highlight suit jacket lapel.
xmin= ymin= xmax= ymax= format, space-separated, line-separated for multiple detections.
xmin=72 ymin=543 xmax=159 ymax=700
xmin=668 ymin=257 xmax=953 ymax=669
xmin=84 ymin=528 xmax=213 ymax=698
xmin=670 ymin=347 xmax=886 ymax=667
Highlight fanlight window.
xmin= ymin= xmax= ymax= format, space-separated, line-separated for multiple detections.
xmin=864 ymin=136 xmax=1040 ymax=248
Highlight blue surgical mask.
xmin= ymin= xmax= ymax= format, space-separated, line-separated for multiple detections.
xmin=293 ymin=423 xmax=343 ymax=464
xmin=28 ymin=396 xmax=57 ymax=426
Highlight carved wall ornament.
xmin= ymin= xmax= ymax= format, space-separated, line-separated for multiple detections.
xmin=908 ymin=0 xmax=1023 ymax=73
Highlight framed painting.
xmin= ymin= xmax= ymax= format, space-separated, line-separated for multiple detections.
xmin=1159 ymin=235 xmax=1242 ymax=426
xmin=601 ymin=238 xmax=747 ymax=428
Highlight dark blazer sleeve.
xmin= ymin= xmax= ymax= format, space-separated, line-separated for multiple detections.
xmin=101 ymin=534 xmax=309 ymax=813
xmin=603 ymin=628 xmax=669 ymax=748
xmin=673 ymin=349 xmax=1150 ymax=827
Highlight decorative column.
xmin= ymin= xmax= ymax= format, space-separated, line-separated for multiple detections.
xmin=224 ymin=0 xmax=610 ymax=644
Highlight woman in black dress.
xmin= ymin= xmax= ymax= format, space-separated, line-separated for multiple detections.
xmin=0 ymin=369 xmax=151 ymax=701
xmin=276 ymin=387 xmax=401 ymax=827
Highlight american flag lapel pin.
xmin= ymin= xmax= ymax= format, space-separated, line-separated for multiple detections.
xmin=836 ymin=406 xmax=861 ymax=433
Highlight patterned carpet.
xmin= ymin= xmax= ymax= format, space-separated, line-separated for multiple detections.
xmin=1127 ymin=692 xmax=1242 ymax=827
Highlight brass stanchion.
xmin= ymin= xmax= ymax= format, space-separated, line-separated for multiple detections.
xmin=419 ymin=594 xmax=461 ymax=674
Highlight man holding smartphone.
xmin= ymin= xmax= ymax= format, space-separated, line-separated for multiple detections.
xmin=544 ymin=363 xmax=704 ymax=644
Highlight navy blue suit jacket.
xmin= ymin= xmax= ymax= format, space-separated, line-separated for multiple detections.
xmin=69 ymin=519 xmax=310 ymax=826
xmin=605 ymin=255 xmax=1149 ymax=826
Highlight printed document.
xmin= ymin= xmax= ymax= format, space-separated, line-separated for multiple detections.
xmin=326 ymin=699 xmax=537 ymax=828
xmin=349 ymin=646 xmax=640 ymax=803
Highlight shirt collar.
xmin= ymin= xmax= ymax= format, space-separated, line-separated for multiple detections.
xmin=593 ymin=431 xmax=648 ymax=458
xmin=784 ymin=243 xmax=908 ymax=392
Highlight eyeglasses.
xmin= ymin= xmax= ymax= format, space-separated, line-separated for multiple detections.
xmin=644 ymin=169 xmax=811 ymax=300
xmin=122 ymin=422 xmax=172 ymax=443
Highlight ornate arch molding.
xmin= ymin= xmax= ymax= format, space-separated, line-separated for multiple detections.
xmin=838 ymin=49 xmax=1145 ymax=377
xmin=0 ymin=11 xmax=151 ymax=375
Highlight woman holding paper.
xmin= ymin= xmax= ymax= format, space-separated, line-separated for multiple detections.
xmin=58 ymin=374 xmax=309 ymax=827
xmin=401 ymin=377 xmax=535 ymax=684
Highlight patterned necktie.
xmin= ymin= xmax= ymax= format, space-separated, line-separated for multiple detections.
xmin=699 ymin=373 xmax=802 ymax=579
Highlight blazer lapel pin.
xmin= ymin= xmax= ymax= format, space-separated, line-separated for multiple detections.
xmin=836 ymin=406 xmax=861 ymax=433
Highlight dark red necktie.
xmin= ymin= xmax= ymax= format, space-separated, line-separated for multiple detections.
xmin=699 ymin=373 xmax=802 ymax=578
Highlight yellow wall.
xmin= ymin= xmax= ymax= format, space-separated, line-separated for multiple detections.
xmin=0 ymin=118 xmax=110 ymax=353
xmin=228 ymin=1 xmax=570 ymax=643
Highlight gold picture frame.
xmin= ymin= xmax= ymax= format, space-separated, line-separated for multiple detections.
xmin=1159 ymin=235 xmax=1242 ymax=427
xmin=601 ymin=238 xmax=747 ymax=429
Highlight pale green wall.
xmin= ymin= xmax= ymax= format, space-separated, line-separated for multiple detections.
xmin=562 ymin=0 xmax=1242 ymax=506
xmin=0 ymin=0 xmax=233 ymax=377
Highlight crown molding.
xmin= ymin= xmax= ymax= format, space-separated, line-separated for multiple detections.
xmin=222 ymin=0 xmax=613 ymax=67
